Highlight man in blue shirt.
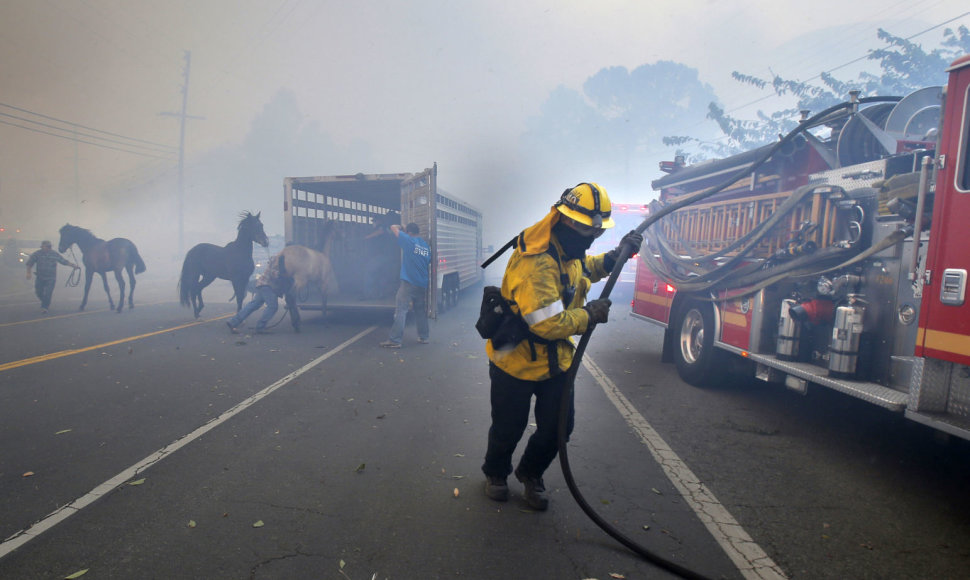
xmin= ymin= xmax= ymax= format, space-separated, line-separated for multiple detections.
xmin=381 ymin=222 xmax=431 ymax=348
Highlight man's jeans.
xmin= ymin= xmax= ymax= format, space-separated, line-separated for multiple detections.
xmin=228 ymin=285 xmax=278 ymax=330
xmin=35 ymin=277 xmax=55 ymax=309
xmin=387 ymin=281 xmax=429 ymax=344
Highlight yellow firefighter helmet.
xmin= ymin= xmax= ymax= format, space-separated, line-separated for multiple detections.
xmin=555 ymin=182 xmax=615 ymax=229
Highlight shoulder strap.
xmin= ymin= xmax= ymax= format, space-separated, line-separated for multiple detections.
xmin=543 ymin=243 xmax=570 ymax=289
xmin=480 ymin=236 xmax=517 ymax=270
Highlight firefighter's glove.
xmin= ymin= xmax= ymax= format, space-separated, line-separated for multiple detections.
xmin=584 ymin=298 xmax=612 ymax=325
xmin=604 ymin=230 xmax=644 ymax=272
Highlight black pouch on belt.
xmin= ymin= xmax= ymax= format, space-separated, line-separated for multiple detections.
xmin=475 ymin=286 xmax=529 ymax=350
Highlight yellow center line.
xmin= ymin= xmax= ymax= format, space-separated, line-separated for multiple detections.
xmin=0 ymin=299 xmax=181 ymax=328
xmin=0 ymin=313 xmax=233 ymax=372
xmin=0 ymin=294 xmax=34 ymax=302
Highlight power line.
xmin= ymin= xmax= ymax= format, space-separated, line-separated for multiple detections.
xmin=0 ymin=101 xmax=176 ymax=150
xmin=0 ymin=110 xmax=176 ymax=156
xmin=0 ymin=118 xmax=176 ymax=160
xmin=724 ymin=10 xmax=970 ymax=115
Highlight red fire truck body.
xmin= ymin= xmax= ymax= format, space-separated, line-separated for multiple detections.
xmin=632 ymin=55 xmax=970 ymax=440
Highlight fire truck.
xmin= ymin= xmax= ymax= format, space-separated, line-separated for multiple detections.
xmin=589 ymin=202 xmax=650 ymax=300
xmin=632 ymin=54 xmax=970 ymax=440
xmin=283 ymin=164 xmax=483 ymax=317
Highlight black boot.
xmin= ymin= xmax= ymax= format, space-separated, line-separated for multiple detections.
xmin=514 ymin=469 xmax=548 ymax=511
xmin=484 ymin=476 xmax=509 ymax=502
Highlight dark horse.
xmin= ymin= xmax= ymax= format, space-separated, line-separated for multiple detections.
xmin=179 ymin=211 xmax=269 ymax=318
xmin=58 ymin=224 xmax=147 ymax=313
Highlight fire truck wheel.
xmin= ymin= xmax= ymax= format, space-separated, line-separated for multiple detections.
xmin=672 ymin=300 xmax=719 ymax=387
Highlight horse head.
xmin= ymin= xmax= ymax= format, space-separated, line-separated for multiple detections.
xmin=240 ymin=211 xmax=269 ymax=247
xmin=58 ymin=224 xmax=74 ymax=253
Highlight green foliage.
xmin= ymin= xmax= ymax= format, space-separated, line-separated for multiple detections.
xmin=669 ymin=26 xmax=970 ymax=162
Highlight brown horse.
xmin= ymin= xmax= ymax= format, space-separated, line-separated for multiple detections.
xmin=58 ymin=224 xmax=146 ymax=313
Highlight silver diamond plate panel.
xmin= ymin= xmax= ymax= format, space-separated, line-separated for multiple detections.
xmin=945 ymin=365 xmax=970 ymax=419
xmin=914 ymin=357 xmax=952 ymax=413
xmin=808 ymin=159 xmax=888 ymax=190
xmin=722 ymin=347 xmax=908 ymax=411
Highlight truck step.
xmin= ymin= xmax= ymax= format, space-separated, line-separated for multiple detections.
xmin=904 ymin=410 xmax=970 ymax=440
xmin=745 ymin=351 xmax=909 ymax=412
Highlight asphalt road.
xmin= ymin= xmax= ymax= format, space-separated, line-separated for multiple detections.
xmin=1 ymin=265 xmax=969 ymax=580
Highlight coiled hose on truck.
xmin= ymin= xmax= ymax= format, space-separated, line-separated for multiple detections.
xmin=557 ymin=96 xmax=907 ymax=579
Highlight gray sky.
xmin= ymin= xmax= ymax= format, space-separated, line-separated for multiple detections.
xmin=1 ymin=0 xmax=967 ymax=251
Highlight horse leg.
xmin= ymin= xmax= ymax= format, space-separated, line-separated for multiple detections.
xmin=100 ymin=272 xmax=115 ymax=311
xmin=187 ymin=278 xmax=201 ymax=318
xmin=80 ymin=269 xmax=95 ymax=311
xmin=195 ymin=274 xmax=216 ymax=318
xmin=114 ymin=269 xmax=126 ymax=313
xmin=231 ymin=278 xmax=248 ymax=313
xmin=127 ymin=266 xmax=136 ymax=309
xmin=285 ymin=290 xmax=301 ymax=332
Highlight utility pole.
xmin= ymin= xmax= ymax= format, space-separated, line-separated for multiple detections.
xmin=160 ymin=51 xmax=204 ymax=258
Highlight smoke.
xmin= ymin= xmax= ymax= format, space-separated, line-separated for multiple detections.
xmin=16 ymin=59 xmax=720 ymax=279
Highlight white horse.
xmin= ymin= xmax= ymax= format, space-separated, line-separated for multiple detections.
xmin=279 ymin=242 xmax=338 ymax=329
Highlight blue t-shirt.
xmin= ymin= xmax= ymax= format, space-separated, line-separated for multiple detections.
xmin=397 ymin=231 xmax=431 ymax=288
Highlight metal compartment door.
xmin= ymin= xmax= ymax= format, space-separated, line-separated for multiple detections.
xmin=400 ymin=165 xmax=438 ymax=319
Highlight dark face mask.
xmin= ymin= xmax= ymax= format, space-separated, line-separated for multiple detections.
xmin=553 ymin=221 xmax=594 ymax=260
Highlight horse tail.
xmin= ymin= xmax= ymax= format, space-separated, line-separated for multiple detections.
xmin=179 ymin=253 xmax=194 ymax=307
xmin=131 ymin=244 xmax=147 ymax=274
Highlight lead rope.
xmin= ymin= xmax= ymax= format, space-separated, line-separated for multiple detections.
xmin=65 ymin=247 xmax=82 ymax=287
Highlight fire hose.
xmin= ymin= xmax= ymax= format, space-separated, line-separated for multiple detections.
xmin=556 ymin=96 xmax=907 ymax=578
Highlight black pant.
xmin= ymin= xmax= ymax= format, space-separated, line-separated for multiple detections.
xmin=35 ymin=276 xmax=55 ymax=309
xmin=482 ymin=362 xmax=574 ymax=480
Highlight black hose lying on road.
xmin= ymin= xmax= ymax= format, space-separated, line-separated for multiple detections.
xmin=555 ymin=96 xmax=907 ymax=579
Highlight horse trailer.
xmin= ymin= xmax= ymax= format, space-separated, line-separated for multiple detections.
xmin=283 ymin=164 xmax=483 ymax=318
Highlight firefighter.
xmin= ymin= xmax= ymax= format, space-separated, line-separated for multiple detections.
xmin=481 ymin=182 xmax=642 ymax=510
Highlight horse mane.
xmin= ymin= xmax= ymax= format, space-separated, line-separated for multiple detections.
xmin=238 ymin=211 xmax=258 ymax=230
xmin=61 ymin=224 xmax=99 ymax=242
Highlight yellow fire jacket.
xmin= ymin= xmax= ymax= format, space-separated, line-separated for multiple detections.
xmin=486 ymin=210 xmax=610 ymax=381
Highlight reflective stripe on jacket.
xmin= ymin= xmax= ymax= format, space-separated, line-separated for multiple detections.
xmin=486 ymin=236 xmax=609 ymax=381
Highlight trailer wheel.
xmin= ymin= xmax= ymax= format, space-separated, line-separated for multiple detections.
xmin=437 ymin=284 xmax=449 ymax=314
xmin=672 ymin=300 xmax=719 ymax=387
xmin=439 ymin=273 xmax=460 ymax=311
xmin=448 ymin=278 xmax=460 ymax=308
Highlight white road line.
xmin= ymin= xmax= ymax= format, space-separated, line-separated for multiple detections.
xmin=0 ymin=325 xmax=377 ymax=560
xmin=582 ymin=356 xmax=788 ymax=580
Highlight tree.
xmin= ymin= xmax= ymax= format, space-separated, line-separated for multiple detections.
xmin=667 ymin=26 xmax=970 ymax=161
xmin=519 ymin=61 xmax=720 ymax=194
